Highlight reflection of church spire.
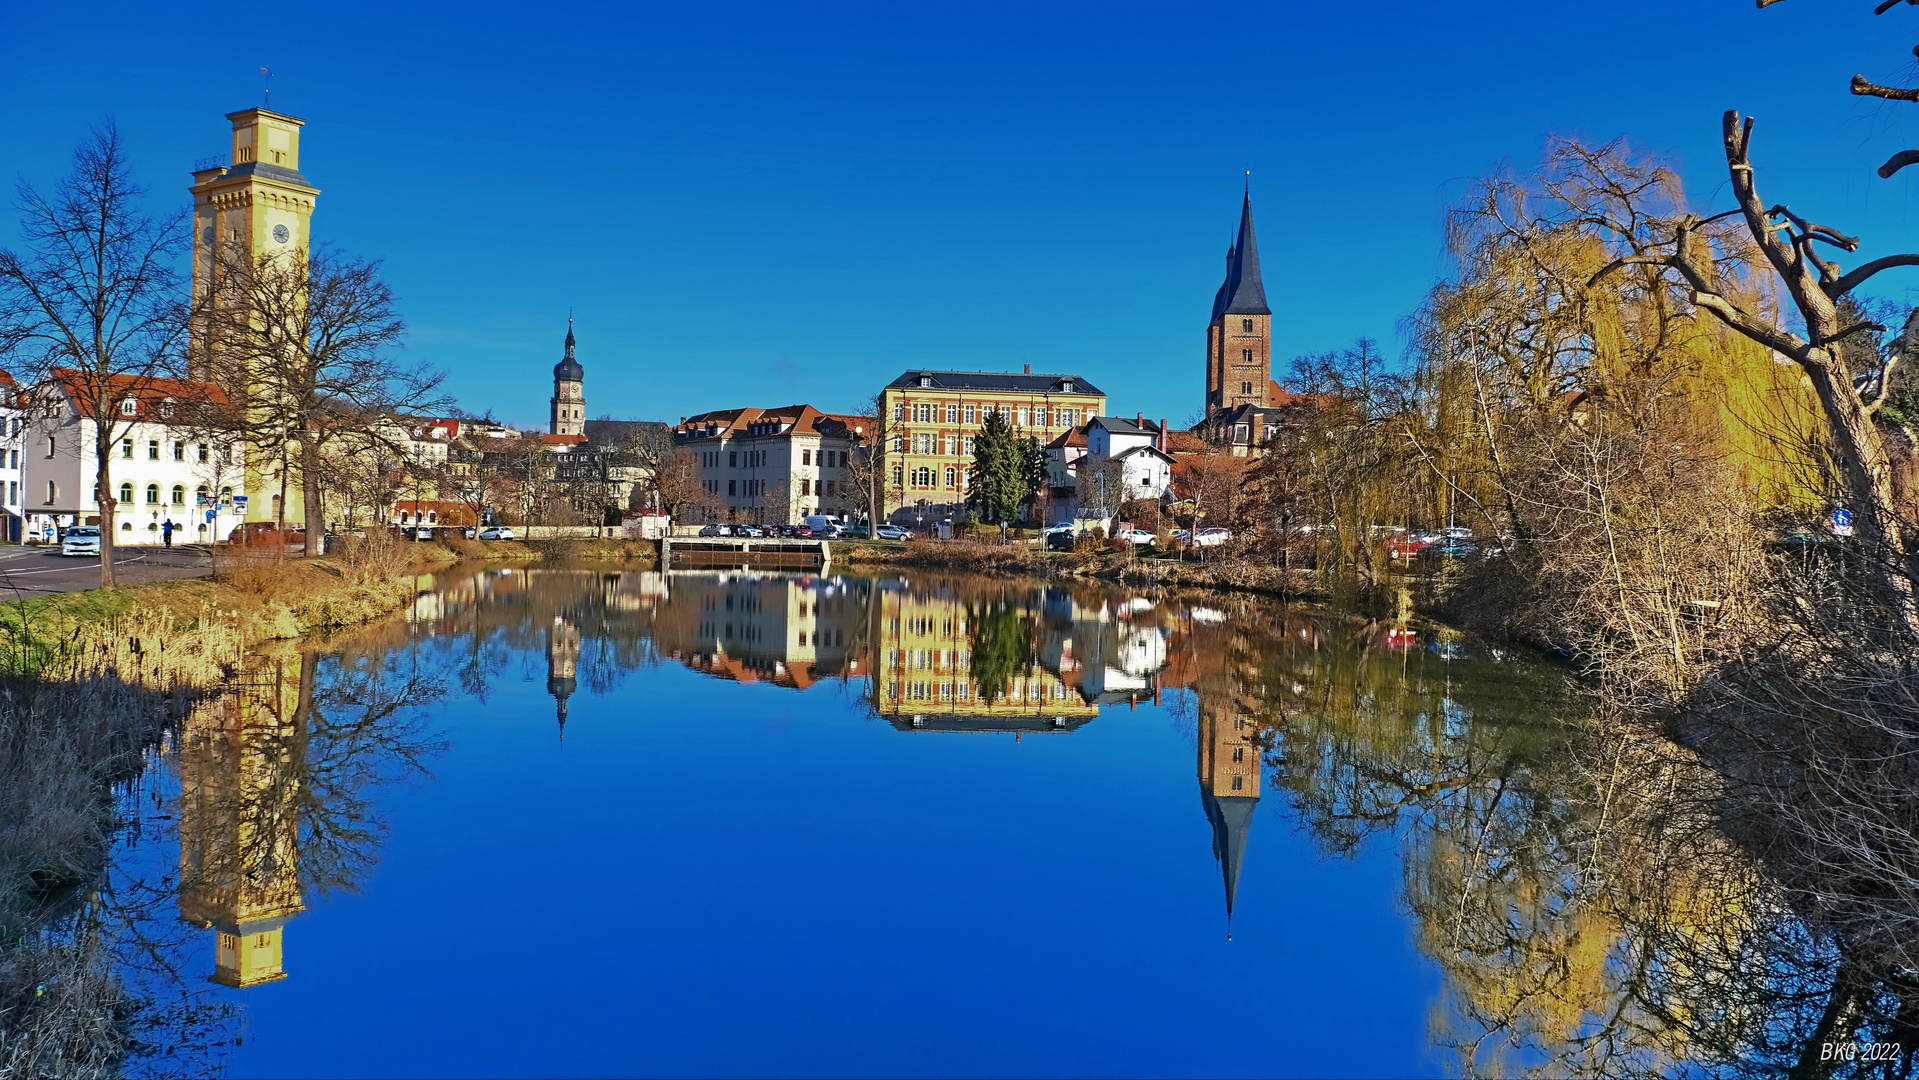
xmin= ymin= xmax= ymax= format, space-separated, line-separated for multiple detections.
xmin=547 ymin=615 xmax=580 ymax=738
xmin=1197 ymin=700 xmax=1261 ymax=938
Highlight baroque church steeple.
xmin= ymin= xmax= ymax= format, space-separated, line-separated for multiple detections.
xmin=1205 ymin=188 xmax=1273 ymax=415
xmin=550 ymin=319 xmax=586 ymax=437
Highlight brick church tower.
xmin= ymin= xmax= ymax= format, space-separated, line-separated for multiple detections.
xmin=1205 ymin=191 xmax=1271 ymax=414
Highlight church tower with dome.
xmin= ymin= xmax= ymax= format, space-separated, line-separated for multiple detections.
xmin=550 ymin=320 xmax=586 ymax=436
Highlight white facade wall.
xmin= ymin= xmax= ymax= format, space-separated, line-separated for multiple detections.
xmin=24 ymin=404 xmax=246 ymax=545
xmin=686 ymin=427 xmax=856 ymax=524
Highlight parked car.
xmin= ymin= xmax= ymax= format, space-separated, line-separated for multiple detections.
xmin=1388 ymin=536 xmax=1433 ymax=560
xmin=734 ymin=524 xmax=766 ymax=538
xmin=697 ymin=524 xmax=733 ymax=537
xmin=61 ymin=525 xmax=102 ymax=557
xmin=874 ymin=524 xmax=910 ymax=541
xmin=1112 ymin=528 xmax=1157 ymax=547
xmin=1192 ymin=527 xmax=1232 ymax=547
xmin=460 ymin=526 xmax=478 ymax=539
xmin=400 ymin=525 xmax=434 ymax=541
xmin=840 ymin=525 xmax=870 ymax=539
xmin=790 ymin=524 xmax=814 ymax=539
xmin=1046 ymin=529 xmax=1076 ymax=552
xmin=478 ymin=525 xmax=515 ymax=541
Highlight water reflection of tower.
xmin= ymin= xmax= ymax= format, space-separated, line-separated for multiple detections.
xmin=1198 ymin=696 xmax=1262 ymax=937
xmin=178 ymin=662 xmax=307 ymax=987
xmin=547 ymin=615 xmax=581 ymax=737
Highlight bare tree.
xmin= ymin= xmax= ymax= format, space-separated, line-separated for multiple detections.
xmin=0 ymin=124 xmax=186 ymax=587
xmin=208 ymin=245 xmax=448 ymax=555
xmin=842 ymin=393 xmax=898 ymax=528
xmin=1593 ymin=113 xmax=1919 ymax=622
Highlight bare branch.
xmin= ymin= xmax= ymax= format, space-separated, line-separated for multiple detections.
xmin=1875 ymin=148 xmax=1919 ymax=178
xmin=1825 ymin=253 xmax=1919 ymax=299
xmin=1851 ymin=72 xmax=1919 ymax=101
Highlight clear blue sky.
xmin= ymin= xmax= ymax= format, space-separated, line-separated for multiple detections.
xmin=6 ymin=1 xmax=1919 ymax=430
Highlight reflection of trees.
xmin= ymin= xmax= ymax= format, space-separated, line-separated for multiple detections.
xmin=967 ymin=600 xmax=1034 ymax=706
xmin=1213 ymin=605 xmax=1917 ymax=1077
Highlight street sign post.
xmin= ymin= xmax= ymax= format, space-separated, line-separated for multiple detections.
xmin=1833 ymin=507 xmax=1854 ymax=538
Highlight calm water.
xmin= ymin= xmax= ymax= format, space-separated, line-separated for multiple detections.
xmin=96 ymin=567 xmax=1592 ymax=1078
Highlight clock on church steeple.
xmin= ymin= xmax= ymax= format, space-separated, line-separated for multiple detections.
xmin=550 ymin=320 xmax=586 ymax=437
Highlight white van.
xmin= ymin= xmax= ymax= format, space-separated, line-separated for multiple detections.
xmin=803 ymin=514 xmax=844 ymax=537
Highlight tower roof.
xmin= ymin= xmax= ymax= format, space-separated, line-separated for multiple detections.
xmin=1211 ymin=191 xmax=1270 ymax=320
xmin=1200 ymin=785 xmax=1257 ymax=922
xmin=553 ymin=321 xmax=583 ymax=383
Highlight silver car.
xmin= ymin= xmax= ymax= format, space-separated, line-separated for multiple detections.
xmin=62 ymin=526 xmax=102 ymax=557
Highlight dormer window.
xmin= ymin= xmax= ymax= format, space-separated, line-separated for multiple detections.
xmin=160 ymin=399 xmax=174 ymax=420
xmin=918 ymin=375 xmax=933 ymax=388
xmin=119 ymin=399 xmax=137 ymax=417
xmin=1061 ymin=380 xmax=1075 ymax=393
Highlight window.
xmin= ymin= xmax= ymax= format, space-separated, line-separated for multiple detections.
xmin=1243 ymin=318 xmax=1254 ymax=332
xmin=122 ymin=439 xmax=134 ymax=459
xmin=1235 ymin=424 xmax=1250 ymax=441
xmin=119 ymin=482 xmax=134 ymax=504
xmin=893 ymin=403 xmax=905 ymax=420
xmin=197 ymin=443 xmax=207 ymax=462
xmin=919 ymin=375 xmax=932 ymax=388
xmin=943 ymin=405 xmax=956 ymax=423
xmin=170 ymin=485 xmax=185 ymax=506
xmin=963 ymin=435 xmax=975 ymax=454
xmin=801 ymin=449 xmax=811 ymax=466
xmin=1241 ymin=381 xmax=1252 ymax=395
xmin=119 ymin=399 xmax=136 ymax=416
xmin=963 ymin=404 xmax=976 ymax=424
xmin=196 ymin=484 xmax=209 ymax=505
xmin=1232 ymin=775 xmax=1244 ymax=791
xmin=944 ymin=467 xmax=956 ymax=487
xmin=1233 ymin=746 xmax=1244 ymax=763
xmin=728 ymin=480 xmax=736 ymax=496
xmin=1017 ymin=408 xmax=1029 ymax=427
xmin=220 ymin=486 xmax=232 ymax=501
xmin=172 ymin=441 xmax=184 ymax=461
xmin=121 ymin=521 xmax=132 ymax=531
xmin=45 ymin=481 xmax=55 ymax=504
xmin=46 ymin=436 xmax=53 ymax=458
xmin=145 ymin=484 xmax=159 ymax=504
xmin=148 ymin=440 xmax=159 ymax=460
xmin=800 ymin=479 xmax=811 ymax=496
xmin=728 ymin=452 xmax=737 ymax=468
xmin=892 ymin=466 xmax=903 ymax=487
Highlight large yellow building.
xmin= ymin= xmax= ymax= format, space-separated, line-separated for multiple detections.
xmin=878 ymin=369 xmax=1106 ymax=525
xmin=188 ymin=107 xmax=319 ymax=525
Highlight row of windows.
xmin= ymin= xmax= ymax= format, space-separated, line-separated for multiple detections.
xmin=893 ymin=466 xmax=968 ymax=490
xmin=708 ymin=477 xmax=851 ymax=499
xmin=120 ymin=438 xmax=220 ymax=462
xmin=39 ymin=481 xmax=232 ymax=506
xmin=895 ymin=433 xmax=976 ymax=457
xmin=886 ymin=680 xmax=1074 ymax=702
xmin=896 ymin=403 xmax=1081 ymax=428
xmin=702 ymin=448 xmax=847 ymax=469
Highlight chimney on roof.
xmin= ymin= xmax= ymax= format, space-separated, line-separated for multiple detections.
xmin=1024 ymin=363 xmax=1030 ymax=374
xmin=680 ymin=416 xmax=686 ymax=424
xmin=1159 ymin=419 xmax=1167 ymax=452
xmin=1136 ymin=412 xmax=1144 ymax=428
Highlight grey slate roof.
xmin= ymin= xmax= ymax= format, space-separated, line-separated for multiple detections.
xmin=1092 ymin=415 xmax=1161 ymax=437
xmin=222 ymin=160 xmax=316 ymax=190
xmin=885 ymin=370 xmax=1104 ymax=396
xmin=582 ymin=419 xmax=670 ymax=448
xmin=553 ymin=324 xmax=584 ymax=383
xmin=1201 ymin=787 xmax=1258 ymax=922
xmin=1210 ymin=191 xmax=1270 ymax=319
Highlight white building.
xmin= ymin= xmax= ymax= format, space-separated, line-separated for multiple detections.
xmin=25 ymin=370 xmax=246 ymax=545
xmin=0 ymin=372 xmax=27 ymax=541
xmin=1085 ymin=415 xmax=1177 ymax=503
xmin=672 ymin=405 xmax=860 ymax=525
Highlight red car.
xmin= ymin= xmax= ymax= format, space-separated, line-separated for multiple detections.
xmin=1388 ymin=537 xmax=1432 ymax=560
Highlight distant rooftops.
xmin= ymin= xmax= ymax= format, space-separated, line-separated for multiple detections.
xmin=885 ymin=370 xmax=1104 ymax=396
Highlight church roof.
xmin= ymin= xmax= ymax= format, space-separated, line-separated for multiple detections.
xmin=1201 ymin=787 xmax=1258 ymax=922
xmin=553 ymin=323 xmax=584 ymax=383
xmin=1210 ymin=191 xmax=1270 ymax=320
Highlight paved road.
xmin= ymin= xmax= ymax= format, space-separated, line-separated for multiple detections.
xmin=0 ymin=544 xmax=216 ymax=598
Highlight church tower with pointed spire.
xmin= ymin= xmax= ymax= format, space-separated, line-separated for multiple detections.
xmin=550 ymin=320 xmax=585 ymax=436
xmin=546 ymin=615 xmax=580 ymax=737
xmin=1205 ymin=189 xmax=1272 ymax=414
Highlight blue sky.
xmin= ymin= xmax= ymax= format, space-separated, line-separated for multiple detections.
xmin=6 ymin=0 xmax=1919 ymax=429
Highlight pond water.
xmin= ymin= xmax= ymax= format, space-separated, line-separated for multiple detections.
xmin=96 ymin=566 xmax=1604 ymax=1077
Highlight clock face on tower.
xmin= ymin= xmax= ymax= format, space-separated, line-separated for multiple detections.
xmin=272 ymin=224 xmax=290 ymax=244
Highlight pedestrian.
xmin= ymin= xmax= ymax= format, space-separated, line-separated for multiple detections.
xmin=161 ymin=519 xmax=173 ymax=548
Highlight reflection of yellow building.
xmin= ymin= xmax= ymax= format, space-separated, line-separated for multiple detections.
xmin=1198 ymin=697 xmax=1261 ymax=933
xmin=178 ymin=662 xmax=306 ymax=987
xmin=874 ymin=588 xmax=1098 ymax=733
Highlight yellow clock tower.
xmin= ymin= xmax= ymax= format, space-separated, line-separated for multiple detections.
xmin=188 ymin=108 xmax=321 ymax=524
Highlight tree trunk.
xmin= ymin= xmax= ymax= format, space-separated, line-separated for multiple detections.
xmin=1801 ymin=349 xmax=1919 ymax=620
xmin=303 ymin=438 xmax=325 ymax=557
xmin=93 ymin=438 xmax=117 ymax=589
